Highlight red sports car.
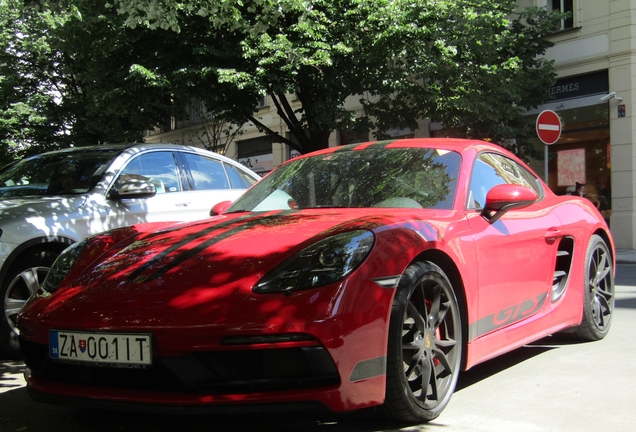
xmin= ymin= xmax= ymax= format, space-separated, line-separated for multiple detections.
xmin=17 ymin=138 xmax=614 ymax=422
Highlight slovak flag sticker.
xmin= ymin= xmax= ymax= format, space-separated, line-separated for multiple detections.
xmin=79 ymin=339 xmax=87 ymax=353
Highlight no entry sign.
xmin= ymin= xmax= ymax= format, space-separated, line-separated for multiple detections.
xmin=536 ymin=110 xmax=562 ymax=145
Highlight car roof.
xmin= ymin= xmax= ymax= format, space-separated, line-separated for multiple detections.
xmin=21 ymin=143 xmax=256 ymax=172
xmin=289 ymin=138 xmax=513 ymax=161
xmin=31 ymin=143 xmax=218 ymax=155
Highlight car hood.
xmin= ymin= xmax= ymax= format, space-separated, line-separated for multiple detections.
xmin=0 ymin=195 xmax=87 ymax=217
xmin=29 ymin=208 xmax=445 ymax=331
xmin=71 ymin=209 xmax=398 ymax=292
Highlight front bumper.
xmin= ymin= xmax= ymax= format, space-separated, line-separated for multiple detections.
xmin=19 ymin=274 xmax=397 ymax=413
xmin=25 ymin=367 xmax=333 ymax=415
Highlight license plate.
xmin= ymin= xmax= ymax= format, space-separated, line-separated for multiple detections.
xmin=49 ymin=330 xmax=152 ymax=366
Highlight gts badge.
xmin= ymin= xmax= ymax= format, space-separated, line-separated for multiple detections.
xmin=470 ymin=293 xmax=547 ymax=340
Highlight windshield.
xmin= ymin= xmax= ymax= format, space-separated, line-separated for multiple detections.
xmin=228 ymin=147 xmax=461 ymax=212
xmin=0 ymin=148 xmax=123 ymax=198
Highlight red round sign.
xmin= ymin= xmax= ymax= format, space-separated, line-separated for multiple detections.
xmin=536 ymin=110 xmax=562 ymax=145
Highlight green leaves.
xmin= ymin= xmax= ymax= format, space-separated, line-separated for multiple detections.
xmin=6 ymin=0 xmax=561 ymax=163
xmin=1 ymin=0 xmax=184 ymax=165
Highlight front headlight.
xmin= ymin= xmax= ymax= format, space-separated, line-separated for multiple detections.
xmin=41 ymin=239 xmax=89 ymax=293
xmin=254 ymin=230 xmax=375 ymax=294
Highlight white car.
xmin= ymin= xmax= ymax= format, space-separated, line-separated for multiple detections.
xmin=0 ymin=143 xmax=260 ymax=356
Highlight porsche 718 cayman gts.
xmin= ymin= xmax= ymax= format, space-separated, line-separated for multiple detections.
xmin=17 ymin=138 xmax=615 ymax=422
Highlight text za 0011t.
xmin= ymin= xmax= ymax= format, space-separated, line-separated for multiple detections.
xmin=49 ymin=330 xmax=152 ymax=367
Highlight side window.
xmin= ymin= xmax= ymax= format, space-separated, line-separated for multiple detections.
xmin=117 ymin=152 xmax=181 ymax=193
xmin=225 ymin=163 xmax=258 ymax=189
xmin=468 ymin=156 xmax=506 ymax=209
xmin=515 ymin=164 xmax=544 ymax=198
xmin=468 ymin=153 xmax=543 ymax=209
xmin=181 ymin=153 xmax=229 ymax=190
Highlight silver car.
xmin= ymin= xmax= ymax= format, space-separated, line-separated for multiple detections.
xmin=0 ymin=143 xmax=260 ymax=356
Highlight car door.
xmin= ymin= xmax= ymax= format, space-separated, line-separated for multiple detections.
xmin=175 ymin=152 xmax=251 ymax=214
xmin=107 ymin=150 xmax=211 ymax=225
xmin=465 ymin=152 xmax=562 ymax=339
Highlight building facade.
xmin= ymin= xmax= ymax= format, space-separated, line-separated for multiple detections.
xmin=146 ymin=0 xmax=636 ymax=248
xmin=517 ymin=0 xmax=636 ymax=248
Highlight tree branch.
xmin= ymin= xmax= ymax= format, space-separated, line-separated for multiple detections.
xmin=245 ymin=113 xmax=303 ymax=153
xmin=270 ymin=91 xmax=311 ymax=151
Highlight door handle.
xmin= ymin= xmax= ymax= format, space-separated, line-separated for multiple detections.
xmin=175 ymin=202 xmax=191 ymax=207
xmin=545 ymin=228 xmax=562 ymax=240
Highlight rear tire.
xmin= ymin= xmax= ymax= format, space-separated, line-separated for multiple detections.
xmin=571 ymin=235 xmax=614 ymax=341
xmin=381 ymin=261 xmax=462 ymax=423
xmin=1 ymin=250 xmax=58 ymax=358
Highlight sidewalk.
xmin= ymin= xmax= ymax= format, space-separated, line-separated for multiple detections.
xmin=616 ymin=248 xmax=636 ymax=264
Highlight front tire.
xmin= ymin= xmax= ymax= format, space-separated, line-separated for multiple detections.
xmin=1 ymin=250 xmax=58 ymax=357
xmin=571 ymin=235 xmax=614 ymax=341
xmin=382 ymin=261 xmax=462 ymax=423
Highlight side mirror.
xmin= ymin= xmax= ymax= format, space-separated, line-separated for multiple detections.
xmin=109 ymin=178 xmax=157 ymax=200
xmin=210 ymin=200 xmax=232 ymax=216
xmin=481 ymin=184 xmax=537 ymax=224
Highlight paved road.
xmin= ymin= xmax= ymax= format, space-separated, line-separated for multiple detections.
xmin=2 ymin=265 xmax=635 ymax=432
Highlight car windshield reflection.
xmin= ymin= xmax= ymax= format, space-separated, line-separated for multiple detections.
xmin=228 ymin=147 xmax=461 ymax=212
xmin=0 ymin=149 xmax=121 ymax=198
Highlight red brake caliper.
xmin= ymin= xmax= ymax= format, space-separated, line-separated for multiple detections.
xmin=425 ymin=298 xmax=441 ymax=367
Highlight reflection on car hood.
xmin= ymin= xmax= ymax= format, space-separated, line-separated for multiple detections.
xmin=0 ymin=196 xmax=87 ymax=216
xmin=33 ymin=208 xmax=444 ymax=330
xmin=72 ymin=209 xmax=390 ymax=292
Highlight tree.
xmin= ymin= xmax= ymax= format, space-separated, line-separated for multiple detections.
xmin=0 ymin=0 xmax=181 ymax=165
xmin=21 ymin=0 xmax=561 ymax=161
xmin=103 ymin=0 xmax=560 ymax=158
xmin=178 ymin=101 xmax=244 ymax=155
xmin=0 ymin=1 xmax=64 ymax=164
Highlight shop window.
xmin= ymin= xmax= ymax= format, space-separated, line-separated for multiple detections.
xmin=238 ymin=137 xmax=274 ymax=175
xmin=529 ymin=102 xmax=611 ymax=225
xmin=549 ymin=0 xmax=574 ymax=30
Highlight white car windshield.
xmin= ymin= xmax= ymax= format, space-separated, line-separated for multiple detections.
xmin=0 ymin=148 xmax=122 ymax=198
xmin=228 ymin=147 xmax=461 ymax=212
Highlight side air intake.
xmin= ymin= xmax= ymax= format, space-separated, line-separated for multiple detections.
xmin=552 ymin=237 xmax=575 ymax=302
